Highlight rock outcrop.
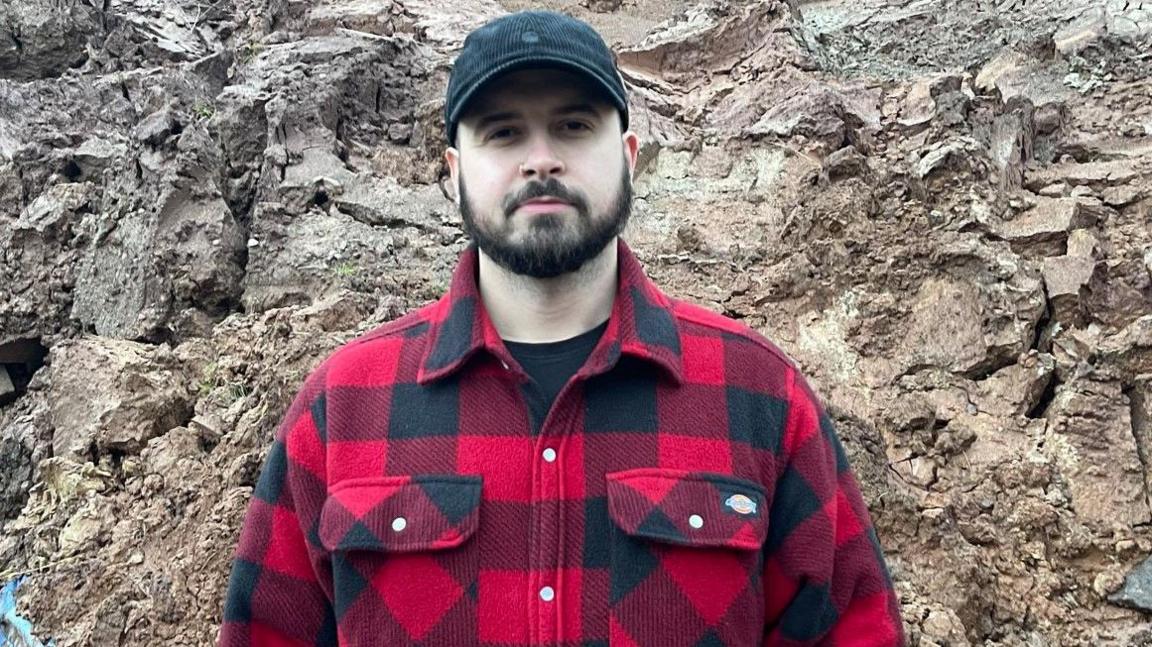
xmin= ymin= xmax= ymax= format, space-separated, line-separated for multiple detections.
xmin=1 ymin=0 xmax=1151 ymax=644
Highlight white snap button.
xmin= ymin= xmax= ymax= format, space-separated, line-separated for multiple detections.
xmin=392 ymin=517 xmax=407 ymax=532
xmin=539 ymin=586 xmax=555 ymax=602
xmin=688 ymin=514 xmax=704 ymax=529
xmin=542 ymin=448 xmax=557 ymax=462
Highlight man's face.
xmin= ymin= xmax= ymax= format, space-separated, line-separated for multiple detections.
xmin=445 ymin=68 xmax=640 ymax=278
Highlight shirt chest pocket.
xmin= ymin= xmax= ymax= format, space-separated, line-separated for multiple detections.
xmin=319 ymin=475 xmax=482 ymax=647
xmin=606 ymin=469 xmax=769 ymax=647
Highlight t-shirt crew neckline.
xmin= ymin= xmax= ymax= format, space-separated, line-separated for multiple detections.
xmin=503 ymin=319 xmax=609 ymax=432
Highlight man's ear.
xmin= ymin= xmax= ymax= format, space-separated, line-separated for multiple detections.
xmin=444 ymin=147 xmax=461 ymax=205
xmin=621 ymin=131 xmax=640 ymax=178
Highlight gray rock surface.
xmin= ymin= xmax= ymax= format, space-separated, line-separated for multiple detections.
xmin=1111 ymin=554 xmax=1152 ymax=612
xmin=47 ymin=338 xmax=194 ymax=459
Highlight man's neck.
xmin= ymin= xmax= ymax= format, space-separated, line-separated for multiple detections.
xmin=477 ymin=241 xmax=618 ymax=343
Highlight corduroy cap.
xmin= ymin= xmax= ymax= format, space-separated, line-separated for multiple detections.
xmin=444 ymin=11 xmax=629 ymax=144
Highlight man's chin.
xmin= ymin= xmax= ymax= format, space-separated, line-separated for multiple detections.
xmin=480 ymin=239 xmax=607 ymax=279
xmin=517 ymin=214 xmax=568 ymax=235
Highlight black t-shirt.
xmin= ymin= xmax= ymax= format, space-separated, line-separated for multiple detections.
xmin=504 ymin=320 xmax=608 ymax=432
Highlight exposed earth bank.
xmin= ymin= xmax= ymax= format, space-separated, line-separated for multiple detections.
xmin=1 ymin=0 xmax=1151 ymax=644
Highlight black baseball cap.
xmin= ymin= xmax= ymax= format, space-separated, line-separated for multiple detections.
xmin=444 ymin=11 xmax=630 ymax=144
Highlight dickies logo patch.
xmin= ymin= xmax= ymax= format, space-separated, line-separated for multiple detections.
xmin=724 ymin=494 xmax=757 ymax=516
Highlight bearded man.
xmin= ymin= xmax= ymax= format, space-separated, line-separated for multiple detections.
xmin=218 ymin=10 xmax=904 ymax=647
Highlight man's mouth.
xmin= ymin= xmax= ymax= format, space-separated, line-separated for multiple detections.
xmin=517 ymin=197 xmax=572 ymax=213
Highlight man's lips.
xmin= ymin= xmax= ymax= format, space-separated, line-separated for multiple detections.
xmin=516 ymin=198 xmax=572 ymax=213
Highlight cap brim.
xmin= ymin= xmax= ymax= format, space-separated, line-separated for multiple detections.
xmin=447 ymin=56 xmax=628 ymax=141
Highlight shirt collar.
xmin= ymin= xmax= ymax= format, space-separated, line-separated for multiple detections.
xmin=417 ymin=238 xmax=684 ymax=385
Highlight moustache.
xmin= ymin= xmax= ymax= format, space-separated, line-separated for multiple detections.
xmin=503 ymin=179 xmax=589 ymax=217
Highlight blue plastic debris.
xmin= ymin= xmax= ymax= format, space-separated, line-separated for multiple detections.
xmin=1 ymin=576 xmax=55 ymax=647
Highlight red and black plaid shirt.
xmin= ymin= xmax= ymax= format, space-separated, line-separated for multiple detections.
xmin=218 ymin=239 xmax=904 ymax=647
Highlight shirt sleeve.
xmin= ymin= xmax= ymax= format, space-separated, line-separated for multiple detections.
xmin=217 ymin=365 xmax=337 ymax=647
xmin=762 ymin=368 xmax=905 ymax=646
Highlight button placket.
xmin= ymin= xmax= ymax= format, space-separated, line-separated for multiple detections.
xmin=533 ymin=417 xmax=568 ymax=644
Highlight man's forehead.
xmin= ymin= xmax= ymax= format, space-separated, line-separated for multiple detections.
xmin=463 ymin=68 xmax=612 ymax=118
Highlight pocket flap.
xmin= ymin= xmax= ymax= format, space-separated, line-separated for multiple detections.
xmin=606 ymin=469 xmax=767 ymax=550
xmin=319 ymin=475 xmax=482 ymax=552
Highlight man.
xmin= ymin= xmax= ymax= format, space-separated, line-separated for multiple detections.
xmin=218 ymin=10 xmax=904 ymax=647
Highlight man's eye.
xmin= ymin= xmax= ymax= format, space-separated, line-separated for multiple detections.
xmin=561 ymin=121 xmax=591 ymax=132
xmin=486 ymin=127 xmax=517 ymax=140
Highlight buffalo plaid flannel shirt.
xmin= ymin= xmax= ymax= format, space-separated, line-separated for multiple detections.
xmin=218 ymin=239 xmax=904 ymax=647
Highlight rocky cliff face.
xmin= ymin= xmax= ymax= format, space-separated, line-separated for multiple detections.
xmin=1 ymin=0 xmax=1151 ymax=644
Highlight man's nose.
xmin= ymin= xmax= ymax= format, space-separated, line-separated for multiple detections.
xmin=519 ymin=136 xmax=565 ymax=179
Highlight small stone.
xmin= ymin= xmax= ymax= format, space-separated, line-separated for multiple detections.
xmin=1053 ymin=8 xmax=1107 ymax=55
xmin=1107 ymin=167 xmax=1140 ymax=184
xmin=1038 ymin=183 xmax=1067 ymax=197
xmin=74 ymin=137 xmax=129 ymax=177
xmin=996 ymin=198 xmax=1096 ymax=247
xmin=1110 ymin=554 xmax=1152 ymax=611
xmin=1101 ymin=185 xmax=1142 ymax=207
xmin=922 ymin=508 xmax=946 ymax=522
xmin=916 ymin=139 xmax=976 ymax=179
xmin=121 ymin=457 xmax=141 ymax=477
xmin=921 ymin=609 xmax=965 ymax=640
xmin=899 ymin=77 xmax=938 ymax=127
xmin=143 ymin=473 xmax=165 ymax=493
xmin=900 ymin=456 xmax=937 ymax=488
xmin=582 ymin=0 xmax=623 ymax=12
xmin=1008 ymin=194 xmax=1036 ymax=211
xmin=246 ymin=238 xmax=260 ymax=248
xmin=1024 ymin=160 xmax=1133 ymax=191
xmin=1045 ymin=488 xmax=1068 ymax=507
xmin=1034 ymin=103 xmax=1065 ymax=134
xmin=1067 ymin=229 xmax=1099 ymax=258
xmin=975 ymin=49 xmax=1028 ymax=95
xmin=1094 ymin=570 xmax=1124 ymax=598
xmin=59 ymin=508 xmax=106 ymax=556
xmin=0 ymin=367 xmax=13 ymax=399
xmin=134 ymin=108 xmax=179 ymax=146
xmin=386 ymin=123 xmax=412 ymax=144
xmin=823 ymin=146 xmax=869 ymax=180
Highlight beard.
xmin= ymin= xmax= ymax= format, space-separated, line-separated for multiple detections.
xmin=458 ymin=161 xmax=633 ymax=279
